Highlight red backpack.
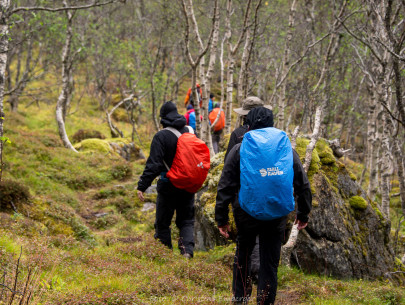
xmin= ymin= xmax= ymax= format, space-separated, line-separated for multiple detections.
xmin=209 ymin=108 xmax=225 ymax=132
xmin=164 ymin=127 xmax=210 ymax=193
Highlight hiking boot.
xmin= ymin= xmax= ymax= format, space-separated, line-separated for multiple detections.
xmin=182 ymin=253 xmax=192 ymax=259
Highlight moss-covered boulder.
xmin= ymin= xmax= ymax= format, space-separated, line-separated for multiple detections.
xmin=195 ymin=137 xmax=394 ymax=280
xmin=74 ymin=138 xmax=145 ymax=161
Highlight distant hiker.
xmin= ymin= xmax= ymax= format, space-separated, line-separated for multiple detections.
xmin=215 ymin=107 xmax=312 ymax=305
xmin=224 ymin=96 xmax=272 ymax=161
xmin=209 ymin=103 xmax=225 ymax=154
xmin=208 ymin=93 xmax=215 ymax=113
xmin=137 ymin=101 xmax=210 ymax=258
xmin=184 ymin=84 xmax=202 ymax=108
xmin=184 ymin=102 xmax=202 ymax=131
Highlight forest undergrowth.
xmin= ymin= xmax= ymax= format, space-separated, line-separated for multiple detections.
xmin=0 ymin=90 xmax=404 ymax=304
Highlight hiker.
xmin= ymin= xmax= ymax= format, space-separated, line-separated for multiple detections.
xmin=137 ymin=101 xmax=210 ymax=258
xmin=208 ymin=103 xmax=225 ymax=154
xmin=208 ymin=93 xmax=215 ymax=113
xmin=184 ymin=84 xmax=202 ymax=108
xmin=215 ymin=107 xmax=312 ymax=305
xmin=224 ymin=96 xmax=272 ymax=161
xmin=184 ymin=102 xmax=202 ymax=131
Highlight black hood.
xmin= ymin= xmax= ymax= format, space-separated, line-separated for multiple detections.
xmin=246 ymin=107 xmax=274 ymax=130
xmin=160 ymin=101 xmax=187 ymax=129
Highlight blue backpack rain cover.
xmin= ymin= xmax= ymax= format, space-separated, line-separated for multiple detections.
xmin=239 ymin=127 xmax=295 ymax=220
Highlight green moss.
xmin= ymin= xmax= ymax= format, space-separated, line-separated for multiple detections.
xmin=75 ymin=139 xmax=112 ymax=154
xmin=349 ymin=196 xmax=368 ymax=210
xmin=349 ymin=171 xmax=357 ymax=181
xmin=316 ymin=139 xmax=336 ymax=166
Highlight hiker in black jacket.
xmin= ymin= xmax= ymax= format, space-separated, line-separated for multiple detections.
xmin=215 ymin=107 xmax=312 ymax=305
xmin=137 ymin=101 xmax=195 ymax=258
xmin=224 ymin=96 xmax=272 ymax=161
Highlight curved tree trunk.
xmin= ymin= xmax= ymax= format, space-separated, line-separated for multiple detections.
xmin=56 ymin=8 xmax=77 ymax=152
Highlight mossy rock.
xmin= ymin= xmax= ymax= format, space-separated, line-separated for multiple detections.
xmin=349 ymin=196 xmax=368 ymax=210
xmin=74 ymin=139 xmax=112 ymax=154
xmin=316 ymin=139 xmax=336 ymax=165
xmin=295 ymin=137 xmax=320 ymax=180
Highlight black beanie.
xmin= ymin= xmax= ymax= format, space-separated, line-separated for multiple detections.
xmin=160 ymin=101 xmax=178 ymax=118
xmin=159 ymin=101 xmax=187 ymax=129
xmin=246 ymin=107 xmax=274 ymax=130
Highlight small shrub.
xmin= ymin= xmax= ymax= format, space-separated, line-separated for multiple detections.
xmin=0 ymin=179 xmax=30 ymax=210
xmin=110 ymin=197 xmax=132 ymax=213
xmin=41 ymin=134 xmax=62 ymax=147
xmin=93 ymin=188 xmax=126 ymax=200
xmin=91 ymin=214 xmax=120 ymax=230
xmin=110 ymin=164 xmax=133 ymax=181
xmin=72 ymin=129 xmax=106 ymax=143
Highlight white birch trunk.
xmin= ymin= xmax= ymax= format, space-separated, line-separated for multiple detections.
xmin=380 ymin=112 xmax=392 ymax=217
xmin=56 ymin=9 xmax=77 ymax=152
xmin=393 ymin=138 xmax=405 ymax=217
xmin=277 ymin=0 xmax=297 ymax=130
xmin=0 ymin=0 xmax=10 ymax=175
xmin=236 ymin=29 xmax=251 ymax=106
xmin=303 ymin=104 xmax=323 ymax=172
xmin=367 ymin=93 xmax=379 ymax=200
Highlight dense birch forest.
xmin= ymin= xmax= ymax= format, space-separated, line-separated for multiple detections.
xmin=0 ymin=0 xmax=404 ymax=304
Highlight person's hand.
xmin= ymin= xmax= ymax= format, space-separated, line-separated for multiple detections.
xmin=137 ymin=190 xmax=145 ymax=202
xmin=218 ymin=224 xmax=231 ymax=238
xmin=294 ymin=218 xmax=308 ymax=230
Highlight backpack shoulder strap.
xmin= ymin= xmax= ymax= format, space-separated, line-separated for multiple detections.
xmin=186 ymin=126 xmax=194 ymax=134
xmin=165 ymin=126 xmax=194 ymax=136
xmin=164 ymin=127 xmax=182 ymax=138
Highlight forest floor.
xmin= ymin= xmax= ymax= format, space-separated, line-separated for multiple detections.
xmin=0 ymin=102 xmax=404 ymax=304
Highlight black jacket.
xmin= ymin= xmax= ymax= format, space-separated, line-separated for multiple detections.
xmin=215 ymin=143 xmax=312 ymax=227
xmin=137 ymin=102 xmax=189 ymax=193
xmin=224 ymin=125 xmax=248 ymax=161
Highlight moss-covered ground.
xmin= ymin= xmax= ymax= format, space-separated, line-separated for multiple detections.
xmin=0 ymin=86 xmax=404 ymax=304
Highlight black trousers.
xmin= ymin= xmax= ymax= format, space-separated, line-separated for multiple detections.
xmin=232 ymin=206 xmax=286 ymax=305
xmin=155 ymin=180 xmax=195 ymax=256
xmin=212 ymin=130 xmax=222 ymax=154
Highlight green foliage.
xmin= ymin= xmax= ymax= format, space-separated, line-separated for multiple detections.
xmin=349 ymin=196 xmax=368 ymax=210
xmin=110 ymin=163 xmax=133 ymax=181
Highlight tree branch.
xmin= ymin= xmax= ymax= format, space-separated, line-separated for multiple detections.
xmin=10 ymin=0 xmax=122 ymax=15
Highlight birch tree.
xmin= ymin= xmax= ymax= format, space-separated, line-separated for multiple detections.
xmin=180 ymin=0 xmax=217 ymax=146
xmin=0 ymin=0 xmax=11 ymax=180
xmin=277 ymin=0 xmax=297 ymax=130
xmin=224 ymin=0 xmax=252 ymax=134
xmin=282 ymin=0 xmax=348 ymax=266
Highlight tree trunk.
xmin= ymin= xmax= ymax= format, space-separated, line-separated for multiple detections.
xmin=225 ymin=57 xmax=235 ymax=134
xmin=277 ymin=0 xmax=297 ymax=130
xmin=0 ymin=0 xmax=10 ymax=173
xmin=380 ymin=110 xmax=392 ymax=217
xmin=303 ymin=103 xmax=324 ymax=172
xmin=56 ymin=8 xmax=77 ymax=152
xmin=393 ymin=137 xmax=405 ymax=217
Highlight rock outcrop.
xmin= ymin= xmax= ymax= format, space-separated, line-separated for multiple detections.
xmin=74 ymin=138 xmax=145 ymax=161
xmin=194 ymin=138 xmax=395 ymax=280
